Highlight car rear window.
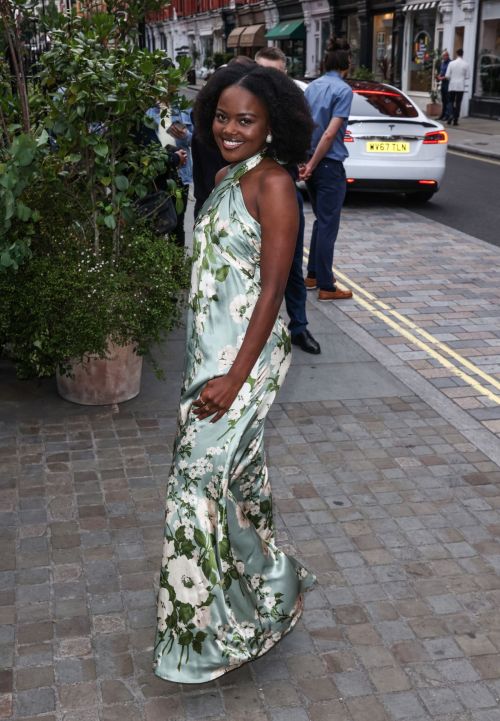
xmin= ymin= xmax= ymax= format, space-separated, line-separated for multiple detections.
xmin=350 ymin=89 xmax=419 ymax=118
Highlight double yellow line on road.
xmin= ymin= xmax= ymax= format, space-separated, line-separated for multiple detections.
xmin=303 ymin=248 xmax=500 ymax=404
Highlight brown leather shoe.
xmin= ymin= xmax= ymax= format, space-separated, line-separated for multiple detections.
xmin=304 ymin=277 xmax=317 ymax=290
xmin=318 ymin=287 xmax=353 ymax=301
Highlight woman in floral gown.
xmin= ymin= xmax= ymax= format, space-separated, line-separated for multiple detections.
xmin=154 ymin=65 xmax=315 ymax=683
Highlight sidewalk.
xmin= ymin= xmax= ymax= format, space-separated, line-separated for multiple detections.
xmin=3 ymin=200 xmax=500 ymax=720
xmin=446 ymin=117 xmax=500 ymax=160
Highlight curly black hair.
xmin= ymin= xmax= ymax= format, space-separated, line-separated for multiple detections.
xmin=193 ymin=65 xmax=314 ymax=164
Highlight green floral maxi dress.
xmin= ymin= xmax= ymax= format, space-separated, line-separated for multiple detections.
xmin=154 ymin=151 xmax=315 ymax=684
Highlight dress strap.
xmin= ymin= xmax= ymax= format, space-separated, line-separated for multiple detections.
xmin=228 ymin=150 xmax=267 ymax=183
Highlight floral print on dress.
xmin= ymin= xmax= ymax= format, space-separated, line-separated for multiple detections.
xmin=154 ymin=151 xmax=315 ymax=684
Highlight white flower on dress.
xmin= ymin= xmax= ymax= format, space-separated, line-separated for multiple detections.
xmin=167 ymin=555 xmax=210 ymax=605
xmin=217 ymin=344 xmax=238 ymax=373
xmin=198 ymin=497 xmax=218 ymax=534
xmin=216 ymin=218 xmax=230 ymax=234
xmin=157 ymin=587 xmax=173 ymax=632
xmin=199 ymin=271 xmax=217 ymax=299
xmin=270 ymin=346 xmax=282 ymax=371
xmin=193 ymin=605 xmax=211 ymax=629
xmin=250 ymin=574 xmax=262 ymax=590
xmin=235 ymin=560 xmax=245 ymax=575
xmin=227 ymin=382 xmax=252 ymax=421
xmin=161 ymin=539 xmax=176 ymax=564
xmin=229 ymin=294 xmax=254 ymax=324
xmin=235 ymin=502 xmax=251 ymax=529
xmin=207 ymin=446 xmax=223 ymax=457
xmin=257 ymin=391 xmax=276 ymax=421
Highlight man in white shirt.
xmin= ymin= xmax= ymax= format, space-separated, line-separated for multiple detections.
xmin=445 ymin=49 xmax=470 ymax=126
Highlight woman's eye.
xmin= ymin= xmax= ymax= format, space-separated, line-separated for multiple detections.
xmin=239 ymin=118 xmax=252 ymax=126
xmin=215 ymin=113 xmax=226 ymax=122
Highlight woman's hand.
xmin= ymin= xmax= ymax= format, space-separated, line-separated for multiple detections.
xmin=192 ymin=376 xmax=242 ymax=423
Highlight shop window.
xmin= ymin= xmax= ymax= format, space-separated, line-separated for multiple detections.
xmin=409 ymin=9 xmax=436 ymax=92
xmin=348 ymin=15 xmax=360 ymax=71
xmin=281 ymin=39 xmax=305 ymax=77
xmin=372 ymin=13 xmax=393 ymax=81
xmin=477 ymin=17 xmax=500 ymax=98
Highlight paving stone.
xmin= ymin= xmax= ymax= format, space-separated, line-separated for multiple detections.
xmin=418 ymin=687 xmax=464 ymax=715
xmin=183 ymin=690 xmax=223 ymax=719
xmin=16 ymin=687 xmax=56 ymax=716
xmin=346 ymin=696 xmax=389 ymax=721
xmin=333 ymin=671 xmax=373 ymax=698
xmin=455 ymin=682 xmax=498 ymax=709
xmin=382 ymin=691 xmax=429 ymax=720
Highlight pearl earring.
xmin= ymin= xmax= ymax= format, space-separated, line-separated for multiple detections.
xmin=266 ymin=133 xmax=273 ymax=144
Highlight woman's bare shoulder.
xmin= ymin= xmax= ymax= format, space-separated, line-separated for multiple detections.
xmin=214 ymin=165 xmax=230 ymax=186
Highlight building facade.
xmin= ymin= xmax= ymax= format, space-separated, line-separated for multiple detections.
xmin=146 ymin=0 xmax=497 ymax=117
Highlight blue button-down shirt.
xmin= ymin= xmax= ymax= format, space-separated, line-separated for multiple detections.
xmin=304 ymin=71 xmax=353 ymax=162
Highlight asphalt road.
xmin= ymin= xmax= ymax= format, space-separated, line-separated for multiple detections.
xmin=343 ymin=150 xmax=500 ymax=248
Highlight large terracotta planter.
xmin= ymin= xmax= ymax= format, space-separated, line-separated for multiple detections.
xmin=426 ymin=102 xmax=442 ymax=117
xmin=56 ymin=341 xmax=143 ymax=406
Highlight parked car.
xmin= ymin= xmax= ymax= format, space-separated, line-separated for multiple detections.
xmin=343 ymin=79 xmax=448 ymax=202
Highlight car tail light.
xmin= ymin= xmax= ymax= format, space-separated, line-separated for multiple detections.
xmin=347 ymin=178 xmax=355 ymax=184
xmin=418 ymin=180 xmax=438 ymax=185
xmin=423 ymin=130 xmax=448 ymax=144
xmin=344 ymin=130 xmax=354 ymax=142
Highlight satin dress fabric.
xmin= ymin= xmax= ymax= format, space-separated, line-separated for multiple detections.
xmin=153 ymin=151 xmax=315 ymax=684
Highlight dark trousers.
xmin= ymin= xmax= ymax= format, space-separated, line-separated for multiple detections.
xmin=449 ymin=91 xmax=464 ymax=123
xmin=440 ymin=79 xmax=450 ymax=118
xmin=306 ymin=158 xmax=346 ymax=290
xmin=284 ymin=191 xmax=308 ymax=337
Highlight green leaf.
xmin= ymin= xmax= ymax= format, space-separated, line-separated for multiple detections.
xmin=103 ymin=214 xmax=116 ymax=229
xmin=36 ymin=129 xmax=49 ymax=147
xmin=115 ymin=175 xmax=129 ymax=191
xmin=179 ymin=630 xmax=193 ymax=646
xmin=194 ymin=528 xmax=206 ymax=548
xmin=16 ymin=202 xmax=32 ymax=222
xmin=215 ymin=265 xmax=230 ymax=283
xmin=0 ymin=252 xmax=13 ymax=268
xmin=178 ymin=604 xmax=195 ymax=623
xmin=94 ymin=143 xmax=109 ymax=157
xmin=4 ymin=191 xmax=15 ymax=220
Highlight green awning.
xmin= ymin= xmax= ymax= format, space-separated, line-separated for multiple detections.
xmin=265 ymin=19 xmax=305 ymax=41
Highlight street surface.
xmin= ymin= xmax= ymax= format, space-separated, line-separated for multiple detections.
xmin=2 ymin=141 xmax=500 ymax=721
xmin=344 ymin=151 xmax=500 ymax=248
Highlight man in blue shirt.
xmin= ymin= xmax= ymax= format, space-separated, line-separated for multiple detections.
xmin=436 ymin=50 xmax=451 ymax=121
xmin=301 ymin=49 xmax=353 ymax=301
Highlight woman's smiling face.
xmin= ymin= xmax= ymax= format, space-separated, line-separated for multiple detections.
xmin=212 ymin=85 xmax=270 ymax=163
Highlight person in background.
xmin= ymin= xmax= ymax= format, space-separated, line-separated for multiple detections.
xmin=255 ymin=46 xmax=320 ymax=355
xmin=445 ymin=49 xmax=470 ymax=126
xmin=168 ymin=107 xmax=193 ymax=247
xmin=436 ymin=50 xmax=451 ymax=121
xmin=300 ymin=47 xmax=353 ymax=301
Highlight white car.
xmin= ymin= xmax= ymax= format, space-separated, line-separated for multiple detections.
xmin=343 ymin=79 xmax=448 ymax=202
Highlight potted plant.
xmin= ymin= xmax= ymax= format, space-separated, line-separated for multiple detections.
xmin=426 ymin=88 xmax=442 ymax=117
xmin=0 ymin=8 xmax=191 ymax=404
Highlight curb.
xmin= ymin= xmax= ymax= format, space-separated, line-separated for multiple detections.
xmin=448 ymin=141 xmax=500 ymax=160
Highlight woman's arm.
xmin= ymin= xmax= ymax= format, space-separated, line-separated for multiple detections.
xmin=193 ymin=167 xmax=298 ymax=423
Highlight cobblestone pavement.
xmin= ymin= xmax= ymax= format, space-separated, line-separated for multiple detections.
xmin=308 ymin=204 xmax=500 ymax=437
xmin=3 ymin=391 xmax=500 ymax=721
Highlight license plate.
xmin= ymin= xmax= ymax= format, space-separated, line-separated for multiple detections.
xmin=366 ymin=141 xmax=410 ymax=153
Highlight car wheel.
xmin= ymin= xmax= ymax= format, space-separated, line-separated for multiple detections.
xmin=408 ymin=190 xmax=435 ymax=203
